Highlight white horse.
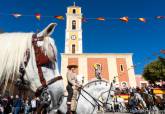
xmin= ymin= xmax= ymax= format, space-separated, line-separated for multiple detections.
xmin=57 ymin=80 xmax=111 ymax=114
xmin=0 ymin=23 xmax=64 ymax=113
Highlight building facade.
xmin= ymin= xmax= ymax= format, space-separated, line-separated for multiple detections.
xmin=61 ymin=3 xmax=138 ymax=88
xmin=135 ymin=74 xmax=148 ymax=88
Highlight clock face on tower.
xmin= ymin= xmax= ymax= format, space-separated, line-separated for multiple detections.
xmin=71 ymin=35 xmax=76 ymax=40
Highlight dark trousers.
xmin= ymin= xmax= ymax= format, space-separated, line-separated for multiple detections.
xmin=67 ymin=84 xmax=73 ymax=102
xmin=66 ymin=84 xmax=74 ymax=114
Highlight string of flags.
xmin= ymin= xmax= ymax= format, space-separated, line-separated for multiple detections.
xmin=1 ymin=12 xmax=165 ymax=22
xmin=5 ymin=13 xmax=65 ymax=20
xmin=82 ymin=16 xmax=165 ymax=23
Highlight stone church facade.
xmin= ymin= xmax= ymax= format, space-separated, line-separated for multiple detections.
xmin=61 ymin=3 xmax=146 ymax=89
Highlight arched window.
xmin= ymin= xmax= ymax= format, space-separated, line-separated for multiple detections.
xmin=73 ymin=9 xmax=76 ymax=14
xmin=72 ymin=44 xmax=76 ymax=53
xmin=120 ymin=64 xmax=124 ymax=71
xmin=72 ymin=20 xmax=76 ymax=30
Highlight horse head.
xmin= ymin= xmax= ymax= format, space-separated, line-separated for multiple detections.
xmin=0 ymin=23 xmax=64 ymax=111
xmin=29 ymin=23 xmax=64 ymax=110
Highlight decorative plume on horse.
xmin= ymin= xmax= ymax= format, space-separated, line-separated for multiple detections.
xmin=0 ymin=23 xmax=64 ymax=113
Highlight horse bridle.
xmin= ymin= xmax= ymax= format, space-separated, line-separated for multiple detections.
xmin=76 ymin=80 xmax=114 ymax=113
xmin=19 ymin=33 xmax=63 ymax=96
xmin=33 ymin=33 xmax=63 ymax=95
xmin=105 ymin=82 xmax=113 ymax=105
xmin=33 ymin=33 xmax=63 ymax=112
xmin=104 ymin=77 xmax=117 ymax=106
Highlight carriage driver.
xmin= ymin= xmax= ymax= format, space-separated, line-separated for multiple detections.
xmin=66 ymin=64 xmax=81 ymax=114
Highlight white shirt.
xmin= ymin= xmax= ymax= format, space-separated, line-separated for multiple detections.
xmin=31 ymin=99 xmax=36 ymax=108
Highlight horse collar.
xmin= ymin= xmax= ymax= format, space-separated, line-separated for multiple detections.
xmin=35 ymin=76 xmax=63 ymax=97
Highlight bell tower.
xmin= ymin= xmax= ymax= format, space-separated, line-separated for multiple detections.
xmin=65 ymin=3 xmax=83 ymax=54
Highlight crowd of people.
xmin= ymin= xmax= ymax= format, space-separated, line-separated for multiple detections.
xmin=0 ymin=83 xmax=165 ymax=114
xmin=115 ymin=84 xmax=165 ymax=95
xmin=0 ymin=94 xmax=43 ymax=114
xmin=116 ymin=84 xmax=165 ymax=112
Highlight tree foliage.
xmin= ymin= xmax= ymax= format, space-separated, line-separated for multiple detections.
xmin=143 ymin=57 xmax=165 ymax=84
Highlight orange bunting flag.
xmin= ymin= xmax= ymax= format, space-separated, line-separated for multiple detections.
xmin=156 ymin=16 xmax=165 ymax=19
xmin=54 ymin=16 xmax=64 ymax=20
xmin=35 ymin=13 xmax=41 ymax=20
xmin=138 ymin=18 xmax=146 ymax=22
xmin=96 ymin=17 xmax=105 ymax=21
xmin=12 ymin=13 xmax=22 ymax=18
xmin=119 ymin=16 xmax=129 ymax=22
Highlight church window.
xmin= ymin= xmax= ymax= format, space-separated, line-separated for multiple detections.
xmin=120 ymin=64 xmax=124 ymax=71
xmin=73 ymin=9 xmax=76 ymax=14
xmin=72 ymin=44 xmax=76 ymax=53
xmin=72 ymin=20 xmax=76 ymax=30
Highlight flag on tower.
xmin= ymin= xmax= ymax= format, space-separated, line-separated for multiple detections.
xmin=119 ymin=16 xmax=129 ymax=22
xmin=138 ymin=18 xmax=146 ymax=22
xmin=35 ymin=13 xmax=41 ymax=20
xmin=12 ymin=13 xmax=22 ymax=18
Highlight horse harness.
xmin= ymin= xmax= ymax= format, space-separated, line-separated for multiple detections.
xmin=18 ymin=34 xmax=63 ymax=96
xmin=77 ymin=87 xmax=105 ymax=114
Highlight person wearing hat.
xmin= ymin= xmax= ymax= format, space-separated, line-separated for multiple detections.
xmin=66 ymin=64 xmax=80 ymax=114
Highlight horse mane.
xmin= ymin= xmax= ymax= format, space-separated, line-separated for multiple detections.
xmin=0 ymin=32 xmax=57 ymax=92
xmin=83 ymin=79 xmax=109 ymax=88
xmin=42 ymin=36 xmax=57 ymax=62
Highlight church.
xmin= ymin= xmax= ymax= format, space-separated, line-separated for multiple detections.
xmin=61 ymin=3 xmax=147 ymax=88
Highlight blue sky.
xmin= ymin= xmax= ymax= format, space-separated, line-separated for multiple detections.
xmin=0 ymin=0 xmax=165 ymax=74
